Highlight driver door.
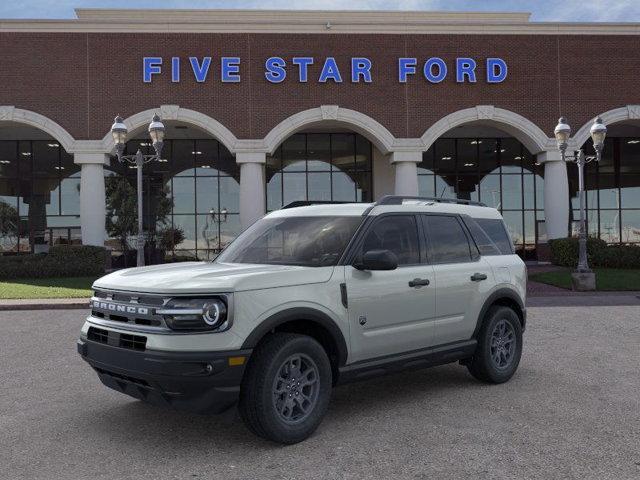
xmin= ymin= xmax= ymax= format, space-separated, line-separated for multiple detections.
xmin=345 ymin=214 xmax=436 ymax=363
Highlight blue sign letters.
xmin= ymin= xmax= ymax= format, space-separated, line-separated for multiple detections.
xmin=144 ymin=56 xmax=508 ymax=84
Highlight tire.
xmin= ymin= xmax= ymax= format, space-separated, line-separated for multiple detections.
xmin=467 ymin=305 xmax=523 ymax=384
xmin=238 ymin=333 xmax=333 ymax=444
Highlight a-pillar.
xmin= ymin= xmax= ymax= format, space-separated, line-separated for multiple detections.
xmin=538 ymin=151 xmax=569 ymax=239
xmin=391 ymin=150 xmax=422 ymax=196
xmin=237 ymin=152 xmax=266 ymax=229
xmin=75 ymin=153 xmax=109 ymax=246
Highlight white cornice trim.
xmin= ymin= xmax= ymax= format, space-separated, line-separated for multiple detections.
xmin=0 ymin=9 xmax=638 ymax=34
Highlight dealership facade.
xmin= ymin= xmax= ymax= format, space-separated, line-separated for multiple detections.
xmin=0 ymin=9 xmax=639 ymax=260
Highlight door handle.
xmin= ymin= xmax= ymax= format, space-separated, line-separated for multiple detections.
xmin=409 ymin=278 xmax=430 ymax=288
xmin=471 ymin=273 xmax=488 ymax=282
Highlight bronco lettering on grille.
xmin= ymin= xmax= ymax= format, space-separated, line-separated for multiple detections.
xmin=92 ymin=301 xmax=149 ymax=315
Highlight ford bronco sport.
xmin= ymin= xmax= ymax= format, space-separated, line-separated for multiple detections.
xmin=78 ymin=195 xmax=526 ymax=444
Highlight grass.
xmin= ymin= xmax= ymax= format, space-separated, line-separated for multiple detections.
xmin=0 ymin=276 xmax=97 ymax=299
xmin=530 ymin=268 xmax=640 ymax=291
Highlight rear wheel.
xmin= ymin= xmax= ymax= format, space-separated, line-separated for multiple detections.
xmin=467 ymin=306 xmax=523 ymax=384
xmin=238 ymin=333 xmax=332 ymax=444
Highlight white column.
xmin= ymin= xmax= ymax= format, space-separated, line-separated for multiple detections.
xmin=237 ymin=152 xmax=266 ymax=229
xmin=538 ymin=151 xmax=569 ymax=240
xmin=75 ymin=153 xmax=109 ymax=246
xmin=391 ymin=151 xmax=422 ymax=196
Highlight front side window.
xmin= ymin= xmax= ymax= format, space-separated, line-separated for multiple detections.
xmin=359 ymin=215 xmax=420 ymax=265
xmin=423 ymin=215 xmax=472 ymax=264
xmin=216 ymin=216 xmax=362 ymax=267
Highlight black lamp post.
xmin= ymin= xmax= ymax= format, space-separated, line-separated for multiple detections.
xmin=111 ymin=114 xmax=165 ymax=267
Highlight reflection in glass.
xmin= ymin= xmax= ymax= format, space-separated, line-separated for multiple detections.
xmin=621 ymin=210 xmax=640 ymax=243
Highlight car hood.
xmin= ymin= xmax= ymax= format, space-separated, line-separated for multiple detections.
xmin=92 ymin=262 xmax=335 ymax=294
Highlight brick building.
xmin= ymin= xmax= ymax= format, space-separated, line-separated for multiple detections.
xmin=0 ymin=9 xmax=639 ymax=260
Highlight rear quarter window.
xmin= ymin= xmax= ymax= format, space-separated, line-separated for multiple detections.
xmin=471 ymin=218 xmax=514 ymax=255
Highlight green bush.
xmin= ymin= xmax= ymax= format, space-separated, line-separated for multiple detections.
xmin=0 ymin=245 xmax=107 ymax=280
xmin=549 ymin=237 xmax=640 ymax=269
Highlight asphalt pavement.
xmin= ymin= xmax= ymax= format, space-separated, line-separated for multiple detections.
xmin=1 ymin=307 xmax=639 ymax=480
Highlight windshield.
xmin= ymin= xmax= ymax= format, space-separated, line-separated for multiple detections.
xmin=216 ymin=216 xmax=363 ymax=267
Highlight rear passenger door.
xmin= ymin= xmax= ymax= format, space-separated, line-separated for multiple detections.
xmin=421 ymin=215 xmax=493 ymax=345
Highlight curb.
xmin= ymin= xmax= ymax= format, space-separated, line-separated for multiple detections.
xmin=0 ymin=301 xmax=89 ymax=311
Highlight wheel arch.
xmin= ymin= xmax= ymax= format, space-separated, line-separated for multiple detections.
xmin=472 ymin=288 xmax=526 ymax=339
xmin=241 ymin=307 xmax=349 ymax=378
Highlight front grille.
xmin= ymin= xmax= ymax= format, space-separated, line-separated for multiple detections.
xmin=87 ymin=327 xmax=109 ymax=344
xmin=119 ymin=333 xmax=147 ymax=351
xmin=87 ymin=326 xmax=147 ymax=351
xmin=90 ymin=290 xmax=170 ymax=332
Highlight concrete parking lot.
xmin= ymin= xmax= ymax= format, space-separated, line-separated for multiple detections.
xmin=1 ymin=306 xmax=639 ymax=480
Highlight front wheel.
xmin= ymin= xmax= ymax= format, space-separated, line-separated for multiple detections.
xmin=467 ymin=306 xmax=523 ymax=384
xmin=238 ymin=333 xmax=332 ymax=444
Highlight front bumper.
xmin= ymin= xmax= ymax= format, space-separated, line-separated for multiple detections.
xmin=78 ymin=338 xmax=251 ymax=414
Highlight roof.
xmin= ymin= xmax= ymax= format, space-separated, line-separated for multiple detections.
xmin=266 ymin=200 xmax=503 ymax=220
xmin=0 ymin=9 xmax=638 ymax=35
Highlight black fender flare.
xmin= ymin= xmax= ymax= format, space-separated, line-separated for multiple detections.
xmin=472 ymin=288 xmax=526 ymax=338
xmin=241 ymin=307 xmax=349 ymax=367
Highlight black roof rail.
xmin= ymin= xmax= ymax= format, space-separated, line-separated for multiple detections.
xmin=374 ymin=195 xmax=487 ymax=207
xmin=281 ymin=200 xmax=360 ymax=209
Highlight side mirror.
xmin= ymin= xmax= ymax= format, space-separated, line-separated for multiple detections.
xmin=354 ymin=249 xmax=398 ymax=271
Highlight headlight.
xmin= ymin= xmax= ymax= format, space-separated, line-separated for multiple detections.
xmin=157 ymin=297 xmax=230 ymax=332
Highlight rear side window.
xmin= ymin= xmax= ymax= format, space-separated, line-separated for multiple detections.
xmin=474 ymin=218 xmax=514 ymax=255
xmin=422 ymin=215 xmax=472 ymax=264
xmin=462 ymin=217 xmax=502 ymax=256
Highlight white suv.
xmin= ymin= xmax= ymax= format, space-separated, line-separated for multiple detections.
xmin=78 ymin=195 xmax=526 ymax=444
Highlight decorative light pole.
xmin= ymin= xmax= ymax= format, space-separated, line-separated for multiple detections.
xmin=553 ymin=116 xmax=607 ymax=289
xmin=111 ymin=114 xmax=165 ymax=267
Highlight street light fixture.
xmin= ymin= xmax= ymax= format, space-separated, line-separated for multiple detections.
xmin=553 ymin=116 xmax=607 ymax=289
xmin=111 ymin=113 xmax=165 ymax=267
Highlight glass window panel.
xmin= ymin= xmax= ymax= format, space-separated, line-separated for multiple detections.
xmin=306 ymin=134 xmax=331 ymax=171
xmin=501 ymin=210 xmax=523 ymax=247
xmin=26 ymin=178 xmax=59 ymax=216
xmin=171 ymin=140 xmax=195 ymax=176
xmin=621 ymin=210 xmax=640 ymax=243
xmin=194 ymin=139 xmax=218 ymax=175
xmin=266 ymin=148 xmax=281 ymax=177
xmin=355 ymin=134 xmax=372 ymax=171
xmin=353 ymin=171 xmax=372 ymax=202
xmin=479 ymin=174 xmax=501 ymax=209
xmin=18 ymin=141 xmax=32 ymax=177
xmin=456 ymin=175 xmax=479 ymax=202
xmin=46 ymin=216 xmax=81 ymax=228
xmin=219 ymin=177 xmax=240 ymax=213
xmin=435 ymin=175 xmax=455 ymax=198
xmin=434 ymin=139 xmax=455 ymax=174
xmin=620 ymin=176 xmax=640 ymax=208
xmin=500 ymin=138 xmax=522 ymax=173
xmin=419 ymin=146 xmax=435 ymax=173
xmin=621 ymin=137 xmax=640 ymax=173
xmin=423 ymin=215 xmax=472 ymax=263
xmin=457 ymin=139 xmax=477 ymax=172
xmin=501 ymin=175 xmax=523 ymax=210
xmin=478 ymin=139 xmax=499 ymax=175
xmin=307 ymin=172 xmax=331 ymax=201
xmin=171 ymin=177 xmax=195 ymax=214
xmin=60 ymin=149 xmax=78 ymax=176
xmin=281 ymin=135 xmax=306 ymax=172
xmin=599 ymin=210 xmax=620 ymax=243
xmin=266 ymin=172 xmax=282 ymax=211
xmin=32 ymin=141 xmax=58 ymax=177
xmin=196 ymin=213 xmax=220 ymax=252
xmin=535 ymin=174 xmax=544 ymax=210
xmin=0 ymin=187 xmax=20 ymax=252
xmin=60 ymin=177 xmax=80 ymax=215
xmin=598 ymin=175 xmax=619 ymax=209
xmin=523 ymin=174 xmax=535 ymax=209
xmin=0 ymin=141 xmax=18 ymax=177
xmin=362 ymin=215 xmax=420 ymax=265
xmin=594 ymin=138 xmax=615 ymax=173
xmin=196 ymin=176 xmax=219 ymax=214
xmin=282 ymin=173 xmax=306 ymax=205
xmin=331 ymin=171 xmax=356 ymax=201
xmin=331 ymin=134 xmax=355 ymax=172
xmin=571 ymin=209 xmax=598 ymax=238
xmin=219 ymin=214 xmax=241 ymax=250
xmin=524 ymin=211 xmax=536 ymax=246
xmin=418 ymin=175 xmax=435 ymax=197
xmin=172 ymin=215 xmax=197 ymax=250
xmin=219 ymin=145 xmax=239 ymax=179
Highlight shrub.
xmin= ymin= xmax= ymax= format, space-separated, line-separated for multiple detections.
xmin=0 ymin=245 xmax=107 ymax=280
xmin=549 ymin=237 xmax=640 ymax=269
